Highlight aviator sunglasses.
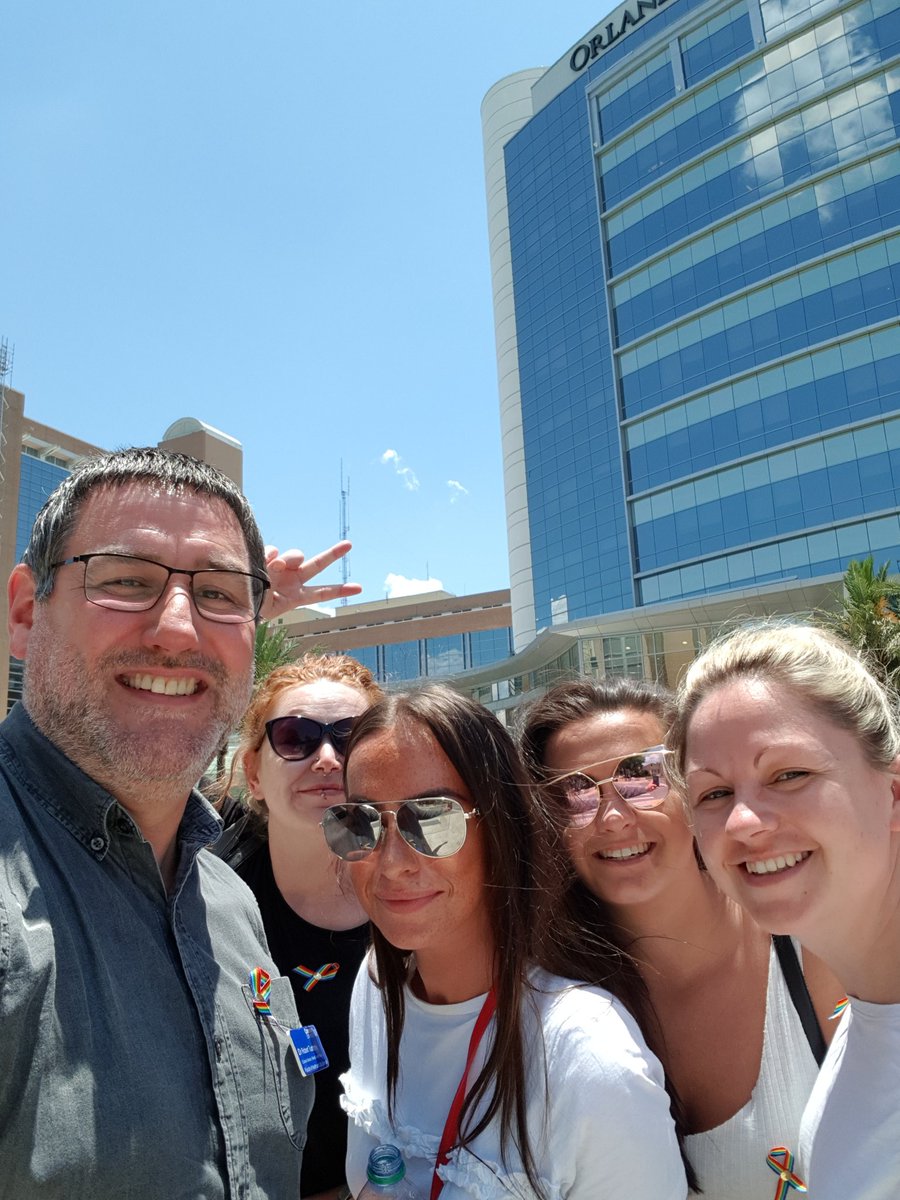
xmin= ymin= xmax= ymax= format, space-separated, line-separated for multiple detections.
xmin=264 ymin=715 xmax=357 ymax=761
xmin=557 ymin=745 xmax=670 ymax=827
xmin=321 ymin=798 xmax=479 ymax=861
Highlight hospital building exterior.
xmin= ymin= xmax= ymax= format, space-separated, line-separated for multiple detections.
xmin=5 ymin=0 xmax=900 ymax=714
xmin=478 ymin=0 xmax=900 ymax=706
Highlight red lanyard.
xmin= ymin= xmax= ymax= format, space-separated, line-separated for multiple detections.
xmin=430 ymin=987 xmax=497 ymax=1200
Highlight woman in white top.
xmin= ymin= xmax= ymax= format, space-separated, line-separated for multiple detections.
xmin=324 ymin=686 xmax=688 ymax=1200
xmin=519 ymin=677 xmax=842 ymax=1198
xmin=668 ymin=622 xmax=900 ymax=1199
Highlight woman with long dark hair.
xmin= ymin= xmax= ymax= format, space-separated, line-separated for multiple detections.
xmin=519 ymin=676 xmax=842 ymax=1198
xmin=326 ymin=686 xmax=687 ymax=1200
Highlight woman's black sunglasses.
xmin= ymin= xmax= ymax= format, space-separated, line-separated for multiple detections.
xmin=264 ymin=715 xmax=357 ymax=761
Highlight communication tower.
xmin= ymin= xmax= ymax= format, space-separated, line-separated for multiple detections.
xmin=0 ymin=338 xmax=14 ymax=491
xmin=339 ymin=463 xmax=350 ymax=606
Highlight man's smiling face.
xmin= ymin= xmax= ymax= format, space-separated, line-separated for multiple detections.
xmin=12 ymin=482 xmax=256 ymax=796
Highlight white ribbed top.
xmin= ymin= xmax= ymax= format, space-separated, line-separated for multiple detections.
xmin=685 ymin=939 xmax=820 ymax=1199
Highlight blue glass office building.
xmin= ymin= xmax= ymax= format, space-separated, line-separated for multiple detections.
xmin=483 ymin=0 xmax=900 ymax=650
xmin=4 ymin=449 xmax=73 ymax=710
xmin=15 ymin=452 xmax=70 ymax=560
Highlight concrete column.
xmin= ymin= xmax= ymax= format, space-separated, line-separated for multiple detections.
xmin=481 ymin=70 xmax=543 ymax=651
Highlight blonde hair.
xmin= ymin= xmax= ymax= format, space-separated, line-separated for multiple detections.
xmin=668 ymin=621 xmax=900 ymax=793
xmin=238 ymin=653 xmax=382 ymax=819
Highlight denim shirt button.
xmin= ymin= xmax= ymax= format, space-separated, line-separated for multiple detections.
xmin=90 ymin=836 xmax=106 ymax=853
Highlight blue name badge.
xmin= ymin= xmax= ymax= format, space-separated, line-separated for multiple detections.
xmin=289 ymin=1025 xmax=329 ymax=1076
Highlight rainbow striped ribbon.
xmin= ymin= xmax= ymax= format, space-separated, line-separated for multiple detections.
xmin=249 ymin=967 xmax=272 ymax=1016
xmin=767 ymin=1147 xmax=808 ymax=1198
xmin=293 ymin=962 xmax=340 ymax=992
xmin=830 ymin=996 xmax=849 ymax=1020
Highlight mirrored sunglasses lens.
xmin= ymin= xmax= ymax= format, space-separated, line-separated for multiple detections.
xmin=322 ymin=805 xmax=381 ymax=861
xmin=563 ymin=775 xmax=601 ymax=827
xmin=612 ymin=753 xmax=668 ymax=807
xmin=397 ymin=800 xmax=466 ymax=857
xmin=268 ymin=717 xmax=321 ymax=760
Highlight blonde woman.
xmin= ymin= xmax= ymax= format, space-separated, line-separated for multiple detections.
xmin=668 ymin=623 xmax=900 ymax=1199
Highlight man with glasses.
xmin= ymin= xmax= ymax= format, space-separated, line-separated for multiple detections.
xmin=0 ymin=447 xmax=354 ymax=1198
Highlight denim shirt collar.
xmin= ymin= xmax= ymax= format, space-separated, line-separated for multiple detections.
xmin=0 ymin=703 xmax=223 ymax=872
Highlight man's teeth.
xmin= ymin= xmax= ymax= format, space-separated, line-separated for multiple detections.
xmin=745 ymin=851 xmax=809 ymax=875
xmin=600 ymin=843 xmax=650 ymax=860
xmin=125 ymin=674 xmax=198 ymax=696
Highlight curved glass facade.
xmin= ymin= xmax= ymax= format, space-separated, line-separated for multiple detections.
xmin=501 ymin=0 xmax=900 ymax=629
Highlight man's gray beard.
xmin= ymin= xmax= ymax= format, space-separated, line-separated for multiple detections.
xmin=35 ymin=691 xmax=230 ymax=790
xmin=23 ymin=636 xmax=252 ymax=796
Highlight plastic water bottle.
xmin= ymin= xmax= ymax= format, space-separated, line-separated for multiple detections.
xmin=357 ymin=1144 xmax=422 ymax=1199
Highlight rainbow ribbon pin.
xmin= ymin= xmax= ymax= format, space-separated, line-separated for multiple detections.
xmin=293 ymin=962 xmax=340 ymax=992
xmin=767 ymin=1147 xmax=807 ymax=1198
xmin=830 ymin=996 xmax=849 ymax=1020
xmin=249 ymin=967 xmax=272 ymax=1017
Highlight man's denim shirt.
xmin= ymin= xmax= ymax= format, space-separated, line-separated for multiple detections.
xmin=0 ymin=704 xmax=312 ymax=1199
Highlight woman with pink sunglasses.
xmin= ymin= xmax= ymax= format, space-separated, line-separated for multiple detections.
xmin=519 ymin=676 xmax=843 ymax=1198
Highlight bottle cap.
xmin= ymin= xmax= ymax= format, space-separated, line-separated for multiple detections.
xmin=366 ymin=1144 xmax=406 ymax=1186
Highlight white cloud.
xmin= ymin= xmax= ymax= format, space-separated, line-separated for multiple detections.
xmin=447 ymin=479 xmax=468 ymax=503
xmin=301 ymin=602 xmax=336 ymax=616
xmin=380 ymin=447 xmax=420 ymax=491
xmin=384 ymin=572 xmax=444 ymax=599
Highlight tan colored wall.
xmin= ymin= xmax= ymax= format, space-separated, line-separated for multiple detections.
xmin=159 ymin=430 xmax=243 ymax=488
xmin=279 ymin=589 xmax=513 ymax=657
xmin=22 ymin=418 xmax=100 ymax=460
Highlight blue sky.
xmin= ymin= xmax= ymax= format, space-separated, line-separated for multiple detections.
xmin=3 ymin=2 xmax=603 ymax=605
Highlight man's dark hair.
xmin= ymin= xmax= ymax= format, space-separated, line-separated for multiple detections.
xmin=23 ymin=447 xmax=266 ymax=600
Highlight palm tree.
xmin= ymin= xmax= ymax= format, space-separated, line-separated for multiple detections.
xmin=253 ymin=620 xmax=298 ymax=683
xmin=820 ymin=556 xmax=900 ymax=688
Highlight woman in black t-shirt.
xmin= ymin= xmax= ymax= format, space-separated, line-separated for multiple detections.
xmin=216 ymin=654 xmax=382 ymax=1200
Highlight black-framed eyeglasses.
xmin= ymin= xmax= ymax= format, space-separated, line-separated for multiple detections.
xmin=51 ymin=553 xmax=269 ymax=624
xmin=556 ymin=745 xmax=670 ymax=827
xmin=321 ymin=798 xmax=480 ymax=861
xmin=264 ymin=715 xmax=357 ymax=761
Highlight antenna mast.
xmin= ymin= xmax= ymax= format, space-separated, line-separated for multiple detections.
xmin=0 ymin=338 xmax=15 ymax=492
xmin=339 ymin=462 xmax=350 ymax=606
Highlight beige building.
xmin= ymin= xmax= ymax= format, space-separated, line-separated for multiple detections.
xmin=159 ymin=417 xmax=244 ymax=490
xmin=276 ymin=589 xmax=514 ymax=685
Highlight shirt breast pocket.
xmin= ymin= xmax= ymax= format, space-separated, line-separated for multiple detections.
xmin=254 ymin=974 xmax=313 ymax=1152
